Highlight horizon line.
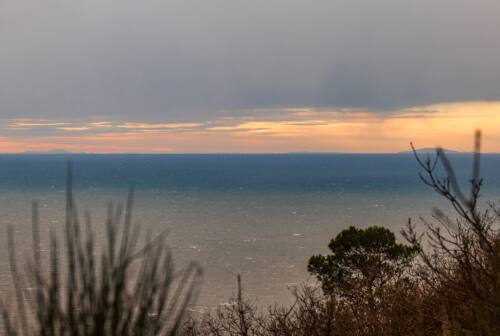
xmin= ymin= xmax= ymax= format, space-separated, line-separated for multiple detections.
xmin=0 ymin=149 xmax=495 ymax=155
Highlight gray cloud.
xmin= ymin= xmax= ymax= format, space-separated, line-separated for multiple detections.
xmin=1 ymin=0 xmax=499 ymax=122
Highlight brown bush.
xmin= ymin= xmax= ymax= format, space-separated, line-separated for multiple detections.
xmin=184 ymin=131 xmax=500 ymax=336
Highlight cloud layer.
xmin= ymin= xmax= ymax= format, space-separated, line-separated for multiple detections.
xmin=1 ymin=0 xmax=500 ymax=123
xmin=2 ymin=102 xmax=500 ymax=153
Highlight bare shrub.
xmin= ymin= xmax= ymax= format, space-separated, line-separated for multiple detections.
xmin=404 ymin=130 xmax=500 ymax=334
xmin=185 ymin=132 xmax=500 ymax=336
xmin=1 ymin=162 xmax=202 ymax=335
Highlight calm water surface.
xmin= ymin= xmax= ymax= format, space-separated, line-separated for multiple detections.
xmin=1 ymin=154 xmax=499 ymax=309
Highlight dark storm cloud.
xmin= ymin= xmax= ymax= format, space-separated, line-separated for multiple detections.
xmin=1 ymin=0 xmax=499 ymax=122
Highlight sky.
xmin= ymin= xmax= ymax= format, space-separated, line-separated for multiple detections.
xmin=1 ymin=0 xmax=500 ymax=153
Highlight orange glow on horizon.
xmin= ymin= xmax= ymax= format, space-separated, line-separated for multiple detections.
xmin=2 ymin=101 xmax=500 ymax=153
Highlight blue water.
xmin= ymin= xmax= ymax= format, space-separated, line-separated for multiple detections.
xmin=2 ymin=153 xmax=499 ymax=193
xmin=1 ymin=153 xmax=499 ymax=309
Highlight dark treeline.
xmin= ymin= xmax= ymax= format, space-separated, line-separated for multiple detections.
xmin=2 ymin=131 xmax=500 ymax=335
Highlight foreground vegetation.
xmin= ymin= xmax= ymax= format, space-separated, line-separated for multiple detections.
xmin=184 ymin=131 xmax=500 ymax=335
xmin=1 ymin=162 xmax=202 ymax=335
xmin=2 ymin=131 xmax=500 ymax=335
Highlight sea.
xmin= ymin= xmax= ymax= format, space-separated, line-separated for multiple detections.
xmin=1 ymin=153 xmax=500 ymax=311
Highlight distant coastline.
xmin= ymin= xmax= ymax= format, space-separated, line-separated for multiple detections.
xmin=2 ymin=148 xmax=497 ymax=155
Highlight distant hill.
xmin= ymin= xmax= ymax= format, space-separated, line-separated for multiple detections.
xmin=20 ymin=149 xmax=86 ymax=155
xmin=398 ymin=148 xmax=465 ymax=155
